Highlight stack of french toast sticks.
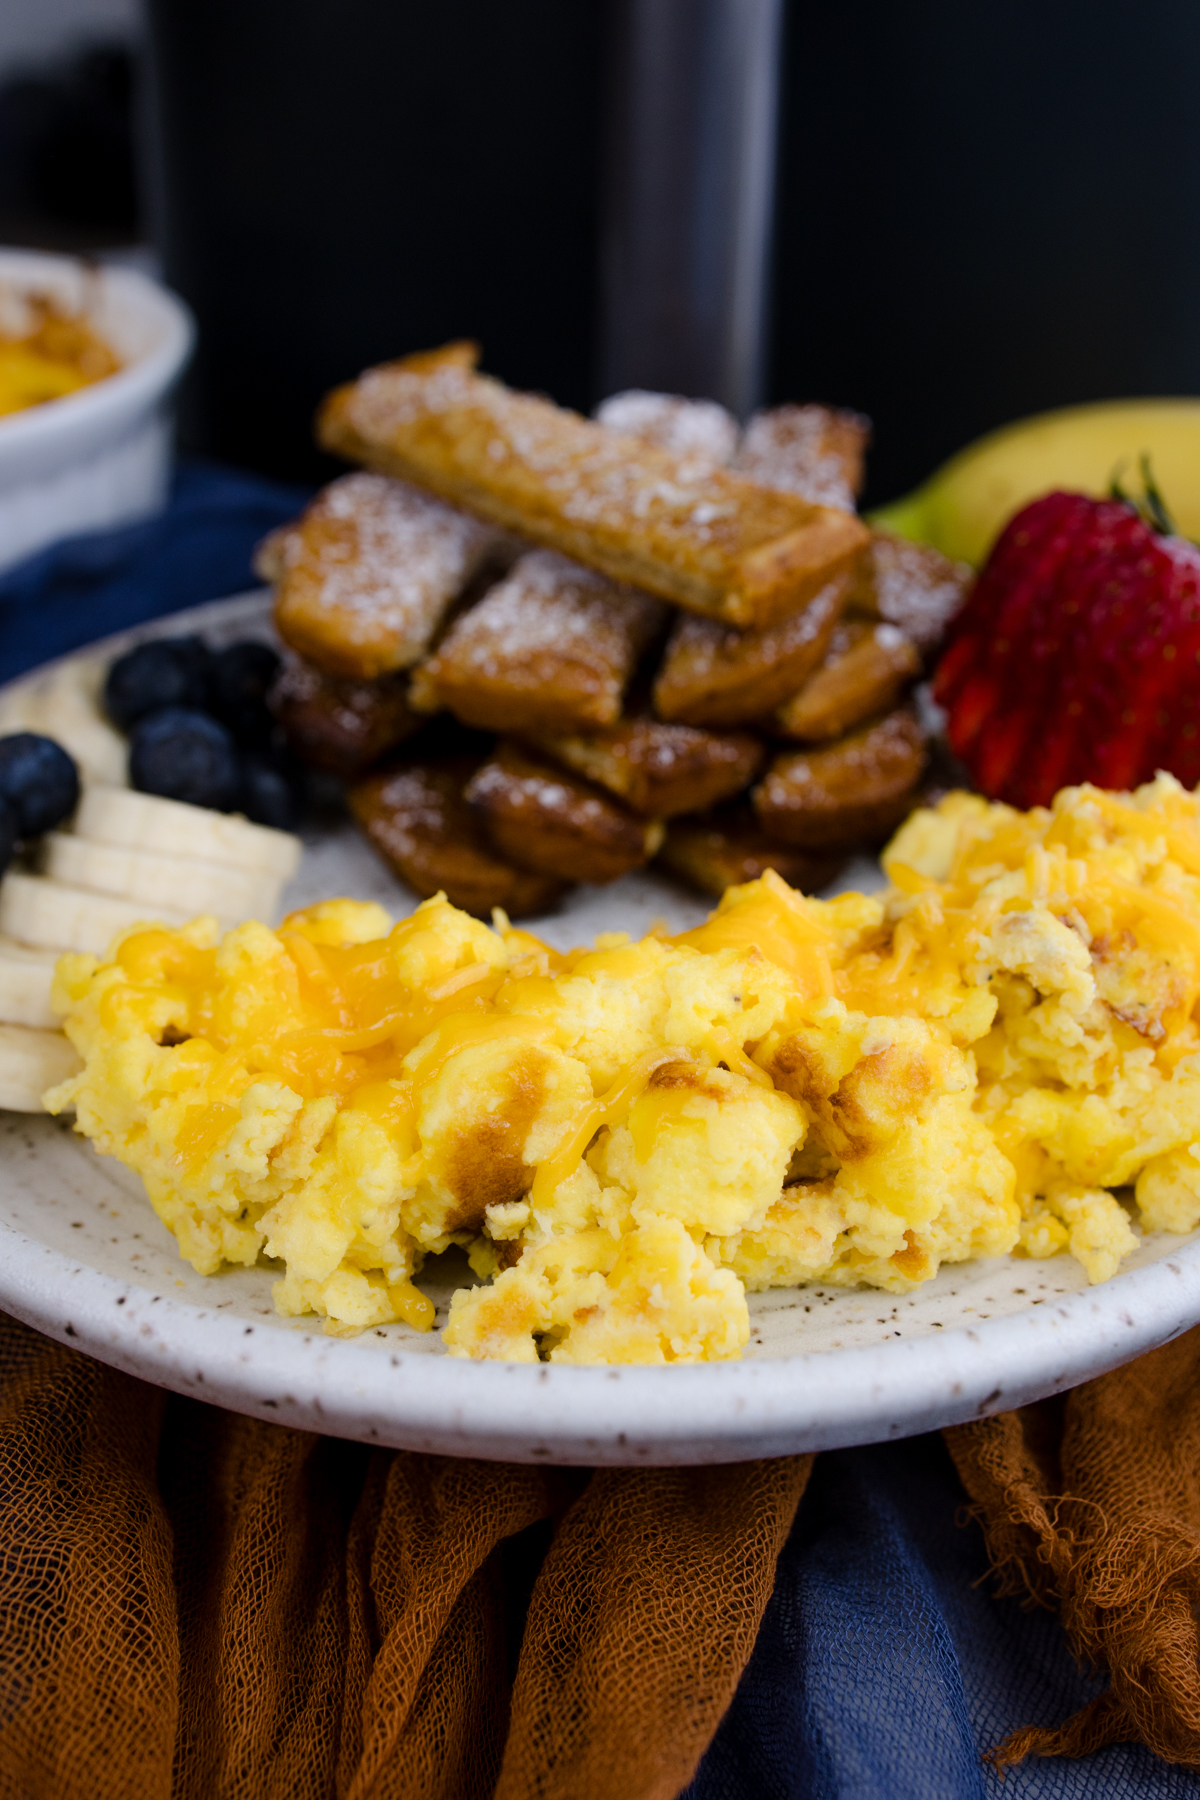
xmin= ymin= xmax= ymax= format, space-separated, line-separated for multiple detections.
xmin=258 ymin=341 xmax=970 ymax=916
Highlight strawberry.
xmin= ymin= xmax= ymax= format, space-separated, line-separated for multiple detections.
xmin=932 ymin=490 xmax=1200 ymax=808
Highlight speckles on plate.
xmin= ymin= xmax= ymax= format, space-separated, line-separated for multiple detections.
xmin=2 ymin=595 xmax=1200 ymax=1458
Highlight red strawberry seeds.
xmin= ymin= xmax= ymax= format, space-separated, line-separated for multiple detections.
xmin=932 ymin=490 xmax=1200 ymax=808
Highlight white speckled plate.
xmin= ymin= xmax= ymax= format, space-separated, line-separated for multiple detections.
xmin=1 ymin=594 xmax=1199 ymax=1465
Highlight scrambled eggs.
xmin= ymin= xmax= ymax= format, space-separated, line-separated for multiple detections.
xmin=45 ymin=775 xmax=1200 ymax=1363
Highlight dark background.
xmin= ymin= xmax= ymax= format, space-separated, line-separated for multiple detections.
xmin=771 ymin=0 xmax=1200 ymax=502
xmin=143 ymin=0 xmax=607 ymax=484
xmin=5 ymin=0 xmax=1200 ymax=504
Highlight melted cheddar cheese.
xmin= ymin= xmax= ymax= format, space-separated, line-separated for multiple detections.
xmin=44 ymin=775 xmax=1200 ymax=1362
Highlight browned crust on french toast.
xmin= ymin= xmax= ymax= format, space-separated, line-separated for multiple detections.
xmin=268 ymin=470 xmax=504 ymax=681
xmin=253 ymin=525 xmax=293 ymax=587
xmin=270 ymin=659 xmax=422 ymax=778
xmin=318 ymin=345 xmax=869 ymax=628
xmin=524 ymin=714 xmax=764 ymax=819
xmin=465 ymin=741 xmax=664 ymax=885
xmin=658 ymin=804 xmax=846 ymax=897
xmin=652 ymin=573 xmax=847 ymax=728
xmin=773 ymin=619 xmax=920 ymax=742
xmin=752 ymin=708 xmax=927 ymax=850
xmin=349 ymin=753 xmax=565 ymax=918
xmin=409 ymin=549 xmax=665 ymax=732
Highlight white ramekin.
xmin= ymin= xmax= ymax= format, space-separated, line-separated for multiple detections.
xmin=0 ymin=248 xmax=195 ymax=576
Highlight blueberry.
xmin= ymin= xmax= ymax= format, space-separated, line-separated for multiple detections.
xmin=210 ymin=641 xmax=282 ymax=747
xmin=241 ymin=752 xmax=303 ymax=831
xmin=105 ymin=637 xmax=214 ymax=730
xmin=129 ymin=708 xmax=242 ymax=811
xmin=0 ymin=733 xmax=81 ymax=836
xmin=0 ymin=796 xmax=17 ymax=875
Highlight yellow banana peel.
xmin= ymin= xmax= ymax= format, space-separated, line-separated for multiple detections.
xmin=871 ymin=397 xmax=1200 ymax=567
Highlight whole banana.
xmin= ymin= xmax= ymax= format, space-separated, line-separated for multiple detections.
xmin=873 ymin=398 xmax=1200 ymax=567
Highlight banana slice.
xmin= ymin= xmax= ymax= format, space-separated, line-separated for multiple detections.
xmin=0 ymin=1023 xmax=81 ymax=1112
xmin=0 ymin=872 xmax=189 ymax=956
xmin=0 ymin=935 xmax=60 ymax=1028
xmin=32 ymin=657 xmax=128 ymax=788
xmin=73 ymin=786 xmax=302 ymax=880
xmin=0 ymin=658 xmax=127 ymax=788
xmin=40 ymin=833 xmax=283 ymax=927
xmin=0 ymin=673 xmax=44 ymax=737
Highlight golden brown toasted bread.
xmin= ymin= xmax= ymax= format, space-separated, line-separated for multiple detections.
xmin=319 ymin=344 xmax=869 ymax=628
xmin=658 ymin=805 xmax=846 ymax=897
xmin=652 ymin=572 xmax=847 ymax=728
xmin=465 ymin=740 xmax=664 ymax=885
xmin=849 ymin=530 xmax=971 ymax=654
xmin=349 ymin=748 xmax=565 ymax=919
xmin=409 ymin=549 xmax=665 ymax=732
xmin=524 ymin=714 xmax=763 ymax=818
xmin=733 ymin=404 xmax=871 ymax=512
xmin=252 ymin=524 xmax=293 ymax=586
xmin=774 ymin=620 xmax=920 ymax=742
xmin=270 ymin=658 xmax=422 ymax=778
xmin=752 ymin=708 xmax=927 ymax=849
xmin=593 ymin=390 xmax=739 ymax=467
xmin=267 ymin=471 xmax=506 ymax=681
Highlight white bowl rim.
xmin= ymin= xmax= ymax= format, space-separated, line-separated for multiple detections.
xmin=0 ymin=249 xmax=195 ymax=456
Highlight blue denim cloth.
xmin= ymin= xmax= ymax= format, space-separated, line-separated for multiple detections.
xmin=3 ymin=466 xmax=1191 ymax=1799
xmin=0 ymin=459 xmax=310 ymax=686
xmin=686 ymin=1435 xmax=1195 ymax=1800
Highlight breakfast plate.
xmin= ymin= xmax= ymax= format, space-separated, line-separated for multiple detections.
xmin=1 ymin=592 xmax=1199 ymax=1465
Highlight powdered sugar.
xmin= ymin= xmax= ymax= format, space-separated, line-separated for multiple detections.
xmin=734 ymin=405 xmax=868 ymax=513
xmin=471 ymin=759 xmax=613 ymax=826
xmin=524 ymin=714 xmax=763 ymax=818
xmin=662 ymin=593 xmax=834 ymax=683
xmin=594 ymin=391 xmax=739 ymax=471
xmin=281 ymin=471 xmax=501 ymax=665
xmin=345 ymin=365 xmax=813 ymax=564
xmin=416 ymin=550 xmax=664 ymax=701
xmin=867 ymin=532 xmax=971 ymax=652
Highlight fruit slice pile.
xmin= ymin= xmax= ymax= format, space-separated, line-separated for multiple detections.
xmin=933 ymin=491 xmax=1200 ymax=809
xmin=0 ymin=785 xmax=301 ymax=1111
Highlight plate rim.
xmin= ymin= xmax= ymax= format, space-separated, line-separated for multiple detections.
xmin=1 ymin=1196 xmax=1197 ymax=1465
xmin=4 ymin=593 xmax=1200 ymax=1464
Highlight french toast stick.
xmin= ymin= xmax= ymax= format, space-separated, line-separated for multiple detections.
xmin=658 ymin=804 xmax=845 ymax=897
xmin=465 ymin=741 xmax=664 ymax=885
xmin=410 ymin=549 xmax=664 ymax=732
xmin=319 ymin=344 xmax=868 ymax=628
xmin=594 ymin=390 xmax=738 ymax=467
xmin=774 ymin=619 xmax=920 ymax=741
xmin=733 ymin=403 xmax=871 ymax=512
xmin=652 ymin=572 xmax=847 ymax=727
xmin=524 ymin=714 xmax=763 ymax=818
xmin=270 ymin=658 xmax=422 ymax=778
xmin=253 ymin=524 xmax=292 ymax=586
xmin=850 ymin=530 xmax=971 ymax=654
xmin=267 ymin=471 xmax=507 ymax=681
xmin=349 ymin=746 xmax=565 ymax=918
xmin=753 ymin=708 xmax=927 ymax=849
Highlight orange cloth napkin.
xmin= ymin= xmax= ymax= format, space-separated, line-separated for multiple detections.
xmin=1 ymin=1308 xmax=1199 ymax=1797
xmin=946 ymin=1327 xmax=1200 ymax=1770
